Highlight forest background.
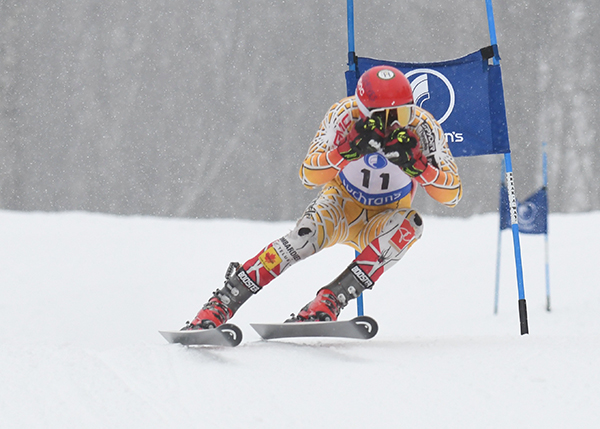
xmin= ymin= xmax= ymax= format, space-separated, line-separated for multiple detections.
xmin=1 ymin=0 xmax=597 ymax=220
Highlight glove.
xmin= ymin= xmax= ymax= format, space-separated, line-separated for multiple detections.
xmin=383 ymin=128 xmax=428 ymax=177
xmin=337 ymin=117 xmax=385 ymax=161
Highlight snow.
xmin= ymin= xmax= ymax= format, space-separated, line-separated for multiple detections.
xmin=0 ymin=209 xmax=599 ymax=428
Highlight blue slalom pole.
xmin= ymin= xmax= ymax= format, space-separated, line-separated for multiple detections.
xmin=493 ymin=164 xmax=505 ymax=315
xmin=542 ymin=142 xmax=548 ymax=187
xmin=494 ymin=226 xmax=502 ymax=314
xmin=505 ymin=156 xmax=528 ymax=333
xmin=354 ymin=250 xmax=364 ymax=316
xmin=347 ymin=0 xmax=363 ymax=316
xmin=543 ymin=142 xmax=551 ymax=311
xmin=485 ymin=0 xmax=529 ymax=334
xmin=347 ymin=0 xmax=356 ymax=72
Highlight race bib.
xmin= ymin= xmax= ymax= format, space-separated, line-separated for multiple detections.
xmin=339 ymin=152 xmax=412 ymax=206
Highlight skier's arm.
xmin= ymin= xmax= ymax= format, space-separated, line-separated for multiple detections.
xmin=414 ymin=162 xmax=462 ymax=208
xmin=410 ymin=109 xmax=462 ymax=207
xmin=299 ymin=98 xmax=360 ymax=189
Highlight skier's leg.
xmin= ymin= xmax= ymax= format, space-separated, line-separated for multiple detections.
xmin=352 ymin=208 xmax=424 ymax=282
xmin=240 ymin=183 xmax=359 ymax=287
xmin=291 ymin=209 xmax=423 ymax=321
xmin=186 ymin=183 xmax=358 ymax=329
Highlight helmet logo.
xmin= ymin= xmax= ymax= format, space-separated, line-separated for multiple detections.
xmin=377 ymin=69 xmax=395 ymax=80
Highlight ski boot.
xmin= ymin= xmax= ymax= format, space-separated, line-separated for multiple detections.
xmin=287 ymin=263 xmax=374 ymax=322
xmin=182 ymin=262 xmax=258 ymax=330
xmin=292 ymin=288 xmax=342 ymax=322
xmin=183 ymin=296 xmax=231 ymax=330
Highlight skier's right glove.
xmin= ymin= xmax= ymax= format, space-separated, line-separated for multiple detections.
xmin=337 ymin=117 xmax=385 ymax=161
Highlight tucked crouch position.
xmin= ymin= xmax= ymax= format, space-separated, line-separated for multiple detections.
xmin=184 ymin=66 xmax=462 ymax=329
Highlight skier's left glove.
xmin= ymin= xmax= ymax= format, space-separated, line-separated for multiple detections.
xmin=383 ymin=128 xmax=428 ymax=177
xmin=337 ymin=117 xmax=385 ymax=161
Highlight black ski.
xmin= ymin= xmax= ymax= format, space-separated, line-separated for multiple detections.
xmin=250 ymin=316 xmax=378 ymax=341
xmin=159 ymin=323 xmax=243 ymax=347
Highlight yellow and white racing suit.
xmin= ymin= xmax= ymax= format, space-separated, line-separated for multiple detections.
xmin=241 ymin=96 xmax=462 ymax=290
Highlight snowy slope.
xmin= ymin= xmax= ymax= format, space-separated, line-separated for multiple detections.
xmin=0 ymin=210 xmax=599 ymax=428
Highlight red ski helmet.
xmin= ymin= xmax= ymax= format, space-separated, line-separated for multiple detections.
xmin=355 ymin=66 xmax=414 ymax=117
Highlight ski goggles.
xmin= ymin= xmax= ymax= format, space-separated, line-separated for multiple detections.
xmin=356 ymin=97 xmax=414 ymax=128
xmin=368 ymin=105 xmax=414 ymax=129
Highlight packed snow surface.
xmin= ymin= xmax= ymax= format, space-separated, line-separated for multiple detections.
xmin=1 ymin=210 xmax=598 ymax=428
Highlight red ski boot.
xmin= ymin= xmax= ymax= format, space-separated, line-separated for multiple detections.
xmin=183 ymin=297 xmax=231 ymax=330
xmin=287 ymin=263 xmax=375 ymax=323
xmin=291 ymin=288 xmax=342 ymax=322
xmin=182 ymin=262 xmax=259 ymax=330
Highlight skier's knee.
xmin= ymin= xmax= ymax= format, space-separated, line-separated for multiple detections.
xmin=284 ymin=216 xmax=320 ymax=259
xmin=387 ymin=209 xmax=423 ymax=241
xmin=407 ymin=210 xmax=423 ymax=240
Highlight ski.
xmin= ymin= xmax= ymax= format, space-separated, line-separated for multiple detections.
xmin=159 ymin=323 xmax=243 ymax=347
xmin=250 ymin=316 xmax=378 ymax=341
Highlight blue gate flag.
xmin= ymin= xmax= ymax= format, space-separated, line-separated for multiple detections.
xmin=500 ymin=185 xmax=548 ymax=234
xmin=345 ymin=46 xmax=510 ymax=157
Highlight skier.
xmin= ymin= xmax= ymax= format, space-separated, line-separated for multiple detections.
xmin=183 ymin=65 xmax=462 ymax=330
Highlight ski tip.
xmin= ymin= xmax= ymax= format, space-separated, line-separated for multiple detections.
xmin=219 ymin=323 xmax=243 ymax=347
xmin=352 ymin=315 xmax=378 ymax=339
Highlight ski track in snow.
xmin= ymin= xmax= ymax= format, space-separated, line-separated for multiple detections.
xmin=0 ymin=210 xmax=599 ymax=428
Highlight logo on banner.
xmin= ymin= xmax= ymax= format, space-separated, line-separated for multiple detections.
xmin=406 ymin=69 xmax=455 ymax=125
xmin=517 ymin=201 xmax=540 ymax=230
